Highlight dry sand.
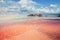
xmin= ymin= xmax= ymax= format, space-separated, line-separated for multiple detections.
xmin=0 ymin=19 xmax=60 ymax=40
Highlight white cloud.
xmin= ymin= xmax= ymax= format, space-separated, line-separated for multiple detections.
xmin=18 ymin=0 xmax=60 ymax=13
xmin=18 ymin=0 xmax=38 ymax=8
xmin=37 ymin=7 xmax=51 ymax=13
xmin=56 ymin=8 xmax=60 ymax=13
xmin=41 ymin=8 xmax=50 ymax=13
xmin=0 ymin=0 xmax=60 ymax=15
xmin=18 ymin=0 xmax=39 ymax=13
xmin=0 ymin=0 xmax=4 ymax=2
xmin=50 ymin=4 xmax=57 ymax=7
xmin=50 ymin=4 xmax=60 ymax=13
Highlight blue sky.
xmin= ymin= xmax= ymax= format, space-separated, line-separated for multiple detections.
xmin=13 ymin=0 xmax=20 ymax=2
xmin=33 ymin=0 xmax=60 ymax=4
xmin=14 ymin=0 xmax=60 ymax=5
xmin=14 ymin=0 xmax=60 ymax=8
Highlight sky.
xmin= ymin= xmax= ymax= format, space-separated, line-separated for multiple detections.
xmin=14 ymin=0 xmax=60 ymax=6
xmin=0 ymin=0 xmax=60 ymax=21
xmin=33 ymin=0 xmax=60 ymax=5
xmin=0 ymin=0 xmax=60 ymax=14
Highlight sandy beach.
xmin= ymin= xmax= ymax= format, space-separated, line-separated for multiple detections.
xmin=0 ymin=0 xmax=60 ymax=40
xmin=0 ymin=19 xmax=60 ymax=40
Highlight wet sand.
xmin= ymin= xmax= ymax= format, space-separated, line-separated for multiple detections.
xmin=0 ymin=19 xmax=60 ymax=40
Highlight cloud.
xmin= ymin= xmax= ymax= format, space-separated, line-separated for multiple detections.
xmin=18 ymin=0 xmax=38 ymax=8
xmin=50 ymin=4 xmax=57 ymax=7
xmin=18 ymin=0 xmax=44 ymax=13
xmin=39 ymin=7 xmax=51 ymax=13
xmin=0 ymin=0 xmax=60 ymax=15
xmin=49 ymin=4 xmax=60 ymax=13
xmin=18 ymin=0 xmax=60 ymax=13
xmin=0 ymin=0 xmax=4 ymax=2
xmin=56 ymin=8 xmax=60 ymax=13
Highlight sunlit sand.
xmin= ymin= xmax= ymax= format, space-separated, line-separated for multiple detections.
xmin=0 ymin=19 xmax=60 ymax=40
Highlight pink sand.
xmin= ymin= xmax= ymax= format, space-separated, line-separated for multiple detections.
xmin=0 ymin=19 xmax=60 ymax=40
